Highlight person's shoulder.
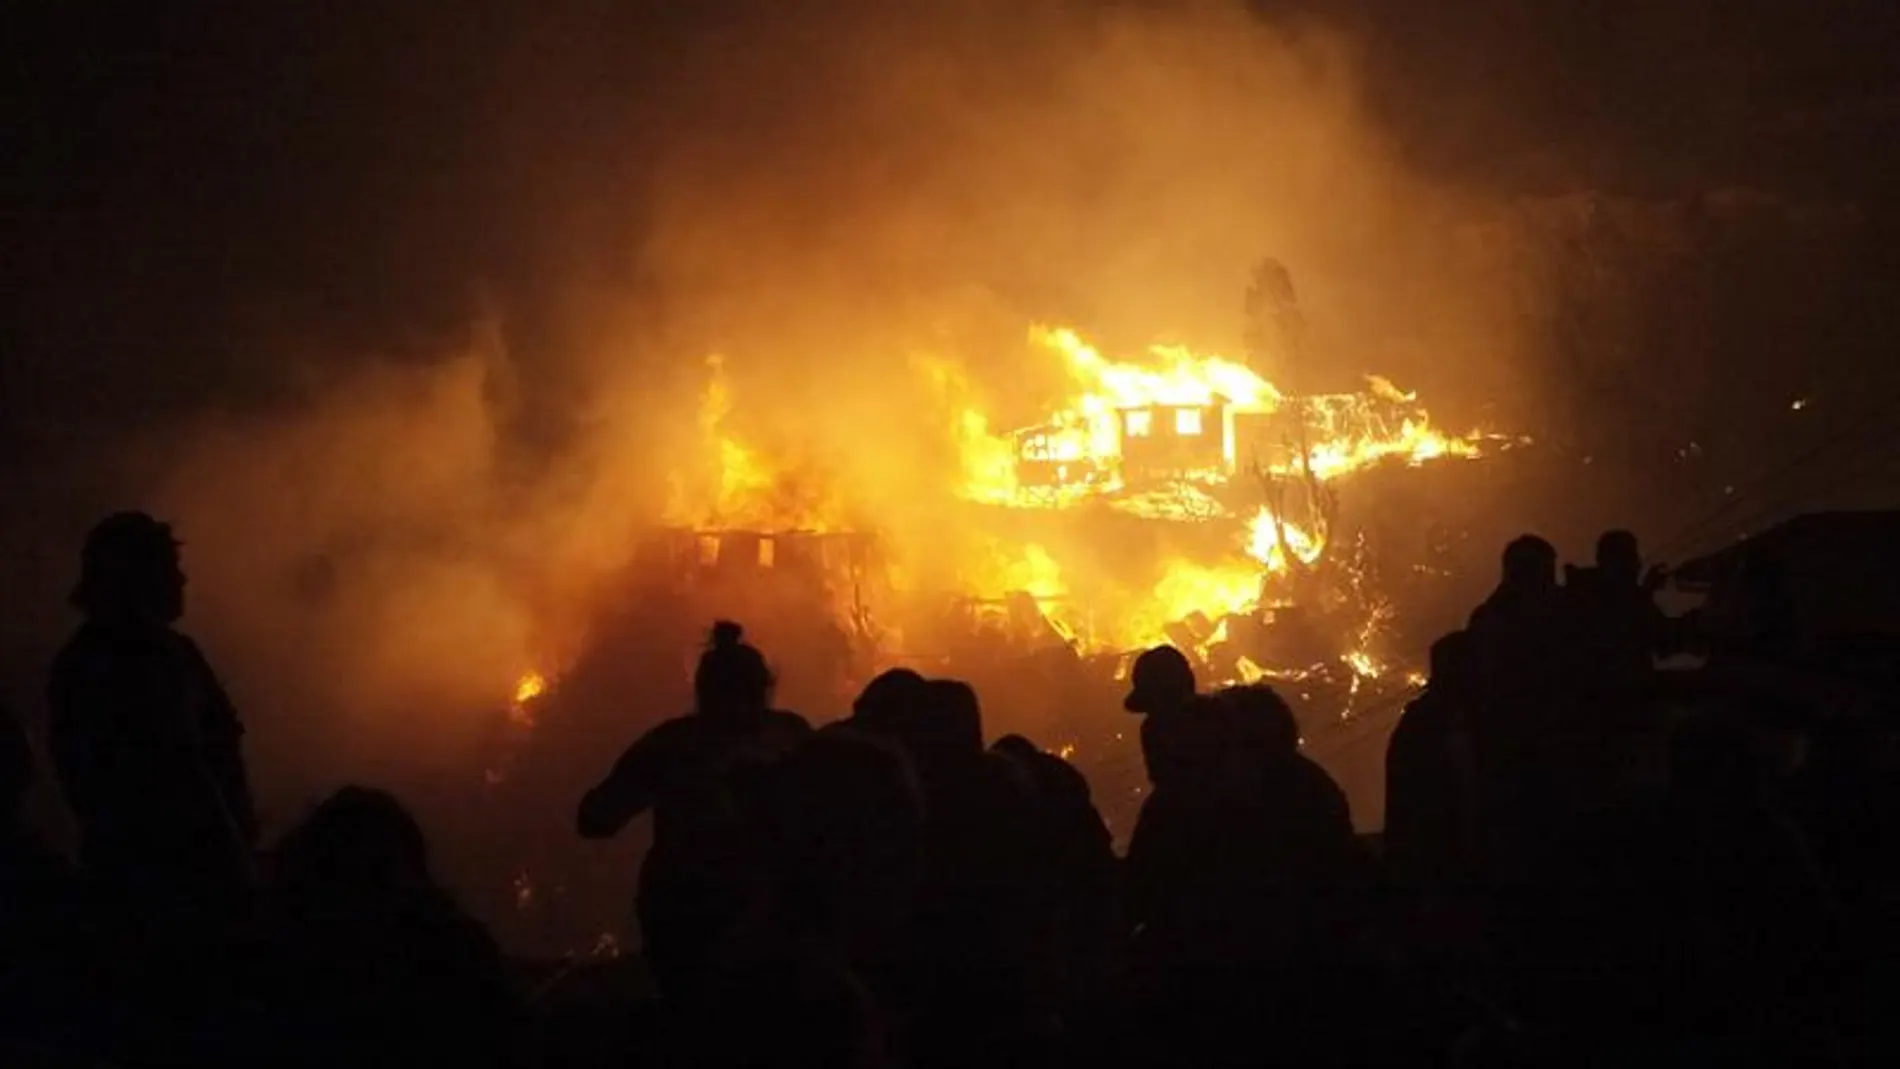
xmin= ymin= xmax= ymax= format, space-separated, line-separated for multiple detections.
xmin=49 ymin=624 xmax=132 ymax=695
xmin=1030 ymin=751 xmax=1097 ymax=814
xmin=406 ymin=889 xmax=506 ymax=967
xmin=645 ymin=715 xmax=704 ymax=745
xmin=1397 ymin=692 xmax=1449 ymax=729
xmin=53 ymin=621 xmax=185 ymax=667
xmin=166 ymin=629 xmax=212 ymax=661
xmin=1292 ymin=753 xmax=1347 ymax=795
xmin=766 ymin=709 xmax=814 ymax=733
xmin=50 ymin=622 xmax=108 ymax=667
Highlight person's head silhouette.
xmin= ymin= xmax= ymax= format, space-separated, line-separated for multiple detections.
xmin=1428 ymin=630 xmax=1479 ymax=695
xmin=272 ymin=786 xmax=432 ymax=899
xmin=695 ymin=621 xmax=773 ymax=718
xmin=1596 ymin=530 xmax=1642 ymax=587
xmin=71 ymin=512 xmax=185 ymax=624
xmin=1500 ymin=534 xmax=1558 ymax=592
xmin=1124 ymin=645 xmax=1196 ymax=715
xmin=922 ymin=678 xmax=983 ymax=760
xmin=1219 ymin=683 xmax=1300 ymax=757
xmin=851 ymin=667 xmax=928 ymax=732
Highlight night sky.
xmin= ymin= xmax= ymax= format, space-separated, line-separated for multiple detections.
xmin=11 ymin=1 xmax=1900 ymax=433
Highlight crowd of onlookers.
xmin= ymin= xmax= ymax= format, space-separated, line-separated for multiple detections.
xmin=2 ymin=512 xmax=1897 ymax=1067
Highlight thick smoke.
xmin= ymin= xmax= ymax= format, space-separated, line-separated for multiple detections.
xmin=45 ymin=0 xmax=1536 ymax=813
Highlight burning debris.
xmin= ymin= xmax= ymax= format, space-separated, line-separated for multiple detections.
xmin=919 ymin=314 xmax=1499 ymax=702
xmin=510 ymin=672 xmax=548 ymax=727
xmin=484 ymin=670 xmax=553 ymax=786
xmin=501 ymin=269 xmax=1522 ymax=750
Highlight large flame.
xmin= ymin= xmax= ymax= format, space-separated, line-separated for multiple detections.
xmin=664 ymin=353 xmax=844 ymax=531
xmin=648 ymin=323 xmax=1494 ymax=680
xmin=948 ymin=324 xmax=1484 ymax=506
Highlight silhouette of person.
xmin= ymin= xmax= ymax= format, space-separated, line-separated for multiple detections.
xmin=990 ymin=733 xmax=1119 ymax=1009
xmin=1123 ymin=645 xmax=1203 ymax=791
xmin=0 ymin=703 xmax=88 ymax=1056
xmin=0 ymin=703 xmax=66 ymax=900
xmin=261 ymin=786 xmax=522 ymax=1069
xmin=673 ymin=938 xmax=896 ymax=1069
xmin=1125 ymin=689 xmax=1230 ymax=952
xmin=1728 ymin=552 xmax=1800 ymax=661
xmin=743 ymin=725 xmax=925 ymax=997
xmin=1385 ymin=631 xmax=1481 ymax=899
xmin=1788 ymin=715 xmax=1900 ymax=1058
xmin=850 ymin=673 xmax=1051 ymax=1058
xmin=1569 ymin=530 xmax=1673 ymax=700
xmin=1213 ymin=683 xmax=1360 ymax=924
xmin=48 ymin=512 xmax=258 ymax=938
xmin=1468 ymin=534 xmax=1567 ymax=645
xmin=1464 ymin=535 xmax=1582 ymax=825
xmin=578 ymin=621 xmax=810 ymax=999
xmin=850 ymin=667 xmax=931 ymax=739
xmin=1661 ymin=714 xmax=1840 ymax=1056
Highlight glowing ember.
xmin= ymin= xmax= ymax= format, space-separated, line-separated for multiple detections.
xmin=1342 ymin=649 xmax=1383 ymax=680
xmin=507 ymin=671 xmax=548 ymax=728
xmin=514 ymin=672 xmax=547 ymax=705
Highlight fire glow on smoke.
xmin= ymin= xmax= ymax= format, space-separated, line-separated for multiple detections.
xmin=644 ymin=322 xmax=1502 ymax=676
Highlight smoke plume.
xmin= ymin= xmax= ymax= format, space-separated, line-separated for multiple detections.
xmin=14 ymin=0 xmax=1538 ymax=811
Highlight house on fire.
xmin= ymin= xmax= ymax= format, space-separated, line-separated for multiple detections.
xmin=1011 ymin=393 xmax=1390 ymax=491
xmin=647 ymin=527 xmax=880 ymax=583
xmin=1013 ymin=398 xmax=1254 ymax=492
xmin=1118 ymin=401 xmax=1231 ymax=486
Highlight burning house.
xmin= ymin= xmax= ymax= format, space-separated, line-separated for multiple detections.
xmin=522 ymin=305 xmax=1516 ymax=744
xmin=998 ymin=330 xmax=1477 ymax=507
xmin=1118 ymin=401 xmax=1230 ymax=486
xmin=656 ymin=527 xmax=879 ymax=583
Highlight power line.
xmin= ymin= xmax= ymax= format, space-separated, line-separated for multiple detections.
xmin=1691 ymin=421 xmax=1900 ymax=552
xmin=1654 ymin=382 xmax=1900 ymax=561
xmin=1669 ymin=430 xmax=1900 ymax=564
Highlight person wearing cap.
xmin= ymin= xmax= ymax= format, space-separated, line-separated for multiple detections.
xmin=47 ymin=512 xmax=258 ymax=935
xmin=1124 ymin=645 xmax=1201 ymax=791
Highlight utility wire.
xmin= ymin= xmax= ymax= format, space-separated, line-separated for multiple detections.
xmin=1667 ymin=426 xmax=1900 ymax=563
xmin=1653 ymin=382 xmax=1900 ymax=561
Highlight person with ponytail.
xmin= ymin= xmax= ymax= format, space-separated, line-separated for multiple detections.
xmin=577 ymin=621 xmax=810 ymax=999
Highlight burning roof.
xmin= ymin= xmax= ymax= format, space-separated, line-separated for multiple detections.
xmin=656 ymin=320 xmax=1508 ymax=673
xmin=948 ymin=325 xmax=1483 ymax=506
